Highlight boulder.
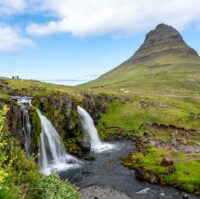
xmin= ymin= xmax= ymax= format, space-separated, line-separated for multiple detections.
xmin=168 ymin=165 xmax=176 ymax=174
xmin=161 ymin=158 xmax=174 ymax=166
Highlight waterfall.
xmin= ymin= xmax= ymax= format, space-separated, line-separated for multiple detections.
xmin=14 ymin=96 xmax=33 ymax=158
xmin=77 ymin=106 xmax=115 ymax=153
xmin=37 ymin=110 xmax=80 ymax=175
xmin=22 ymin=109 xmax=32 ymax=158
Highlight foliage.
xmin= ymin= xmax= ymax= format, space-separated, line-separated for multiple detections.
xmin=29 ymin=107 xmax=42 ymax=154
xmin=37 ymin=173 xmax=81 ymax=199
xmin=0 ymin=105 xmax=81 ymax=199
xmin=123 ymin=148 xmax=200 ymax=193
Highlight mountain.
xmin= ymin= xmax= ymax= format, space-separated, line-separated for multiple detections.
xmin=129 ymin=24 xmax=198 ymax=63
xmin=83 ymin=24 xmax=200 ymax=96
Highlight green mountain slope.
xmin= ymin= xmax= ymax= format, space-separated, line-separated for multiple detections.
xmin=82 ymin=24 xmax=200 ymax=96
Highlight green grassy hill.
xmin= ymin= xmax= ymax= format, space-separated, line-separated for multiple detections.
xmin=82 ymin=24 xmax=200 ymax=97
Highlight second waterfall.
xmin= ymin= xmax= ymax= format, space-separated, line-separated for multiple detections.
xmin=37 ymin=110 xmax=80 ymax=175
xmin=78 ymin=106 xmax=115 ymax=153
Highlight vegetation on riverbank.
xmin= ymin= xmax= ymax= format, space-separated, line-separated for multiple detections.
xmin=122 ymin=147 xmax=200 ymax=194
xmin=0 ymin=105 xmax=81 ymax=199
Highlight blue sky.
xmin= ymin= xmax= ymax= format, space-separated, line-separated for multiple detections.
xmin=0 ymin=0 xmax=200 ymax=85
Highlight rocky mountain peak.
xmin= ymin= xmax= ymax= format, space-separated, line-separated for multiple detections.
xmin=130 ymin=24 xmax=198 ymax=62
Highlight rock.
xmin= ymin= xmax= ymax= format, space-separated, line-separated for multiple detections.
xmin=136 ymin=188 xmax=150 ymax=194
xmin=161 ymin=158 xmax=174 ymax=166
xmin=160 ymin=192 xmax=165 ymax=197
xmin=7 ymin=103 xmax=25 ymax=147
xmin=66 ymin=159 xmax=76 ymax=164
xmin=191 ymin=112 xmax=200 ymax=120
xmin=80 ymin=186 xmax=132 ymax=199
xmin=79 ymin=141 xmax=91 ymax=153
xmin=136 ymin=169 xmax=158 ymax=184
xmin=182 ymin=193 xmax=189 ymax=199
xmin=140 ymin=101 xmax=150 ymax=107
xmin=83 ymin=155 xmax=96 ymax=161
xmin=143 ymin=132 xmax=149 ymax=136
xmin=168 ymin=165 xmax=176 ymax=174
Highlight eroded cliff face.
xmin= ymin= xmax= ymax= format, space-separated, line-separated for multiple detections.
xmin=2 ymin=93 xmax=114 ymax=157
xmin=32 ymin=93 xmax=114 ymax=156
xmin=0 ymin=100 xmax=25 ymax=148
xmin=33 ymin=93 xmax=112 ymax=136
xmin=7 ymin=105 xmax=25 ymax=146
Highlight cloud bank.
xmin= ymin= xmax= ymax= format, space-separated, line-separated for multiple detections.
xmin=1 ymin=0 xmax=200 ymax=52
xmin=26 ymin=0 xmax=200 ymax=37
xmin=0 ymin=0 xmax=26 ymax=15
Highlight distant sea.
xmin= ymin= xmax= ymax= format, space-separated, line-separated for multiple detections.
xmin=41 ymin=75 xmax=99 ymax=86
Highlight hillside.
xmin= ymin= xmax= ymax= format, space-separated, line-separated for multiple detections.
xmin=83 ymin=24 xmax=200 ymax=96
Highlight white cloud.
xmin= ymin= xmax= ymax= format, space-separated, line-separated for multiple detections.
xmin=0 ymin=0 xmax=26 ymax=15
xmin=26 ymin=0 xmax=200 ymax=37
xmin=0 ymin=23 xmax=36 ymax=52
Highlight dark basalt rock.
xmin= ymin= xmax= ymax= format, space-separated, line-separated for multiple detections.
xmin=136 ymin=168 xmax=158 ymax=184
xmin=168 ymin=165 xmax=176 ymax=174
xmin=78 ymin=141 xmax=91 ymax=153
xmin=0 ymin=101 xmax=25 ymax=149
xmin=128 ymin=24 xmax=198 ymax=63
xmin=161 ymin=158 xmax=174 ymax=166
xmin=182 ymin=193 xmax=189 ymax=199
xmin=7 ymin=105 xmax=25 ymax=148
xmin=83 ymin=155 xmax=96 ymax=161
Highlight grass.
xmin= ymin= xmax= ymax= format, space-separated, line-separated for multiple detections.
xmin=97 ymin=95 xmax=200 ymax=139
xmin=81 ymin=55 xmax=200 ymax=97
xmin=1 ymin=78 xmax=84 ymax=98
xmin=123 ymin=148 xmax=200 ymax=193
xmin=145 ymin=128 xmax=171 ymax=142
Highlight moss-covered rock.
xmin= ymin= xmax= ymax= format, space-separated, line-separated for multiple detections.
xmin=29 ymin=107 xmax=42 ymax=155
xmin=29 ymin=93 xmax=113 ymax=156
xmin=122 ymin=148 xmax=200 ymax=194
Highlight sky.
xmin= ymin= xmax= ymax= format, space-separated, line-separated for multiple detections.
xmin=0 ymin=0 xmax=200 ymax=85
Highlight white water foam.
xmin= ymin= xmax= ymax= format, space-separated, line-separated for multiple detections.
xmin=77 ymin=106 xmax=115 ymax=153
xmin=37 ymin=110 xmax=81 ymax=175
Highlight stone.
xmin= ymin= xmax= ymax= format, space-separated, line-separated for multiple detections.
xmin=182 ymin=193 xmax=189 ymax=199
xmin=84 ymin=155 xmax=96 ymax=161
xmin=79 ymin=141 xmax=91 ymax=153
xmin=144 ymin=131 xmax=149 ymax=136
xmin=66 ymin=159 xmax=76 ymax=164
xmin=168 ymin=165 xmax=176 ymax=174
xmin=161 ymin=158 xmax=174 ymax=166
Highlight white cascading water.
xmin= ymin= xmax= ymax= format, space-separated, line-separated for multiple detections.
xmin=22 ymin=109 xmax=32 ymax=158
xmin=77 ymin=106 xmax=115 ymax=153
xmin=14 ymin=96 xmax=33 ymax=158
xmin=37 ymin=110 xmax=80 ymax=175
